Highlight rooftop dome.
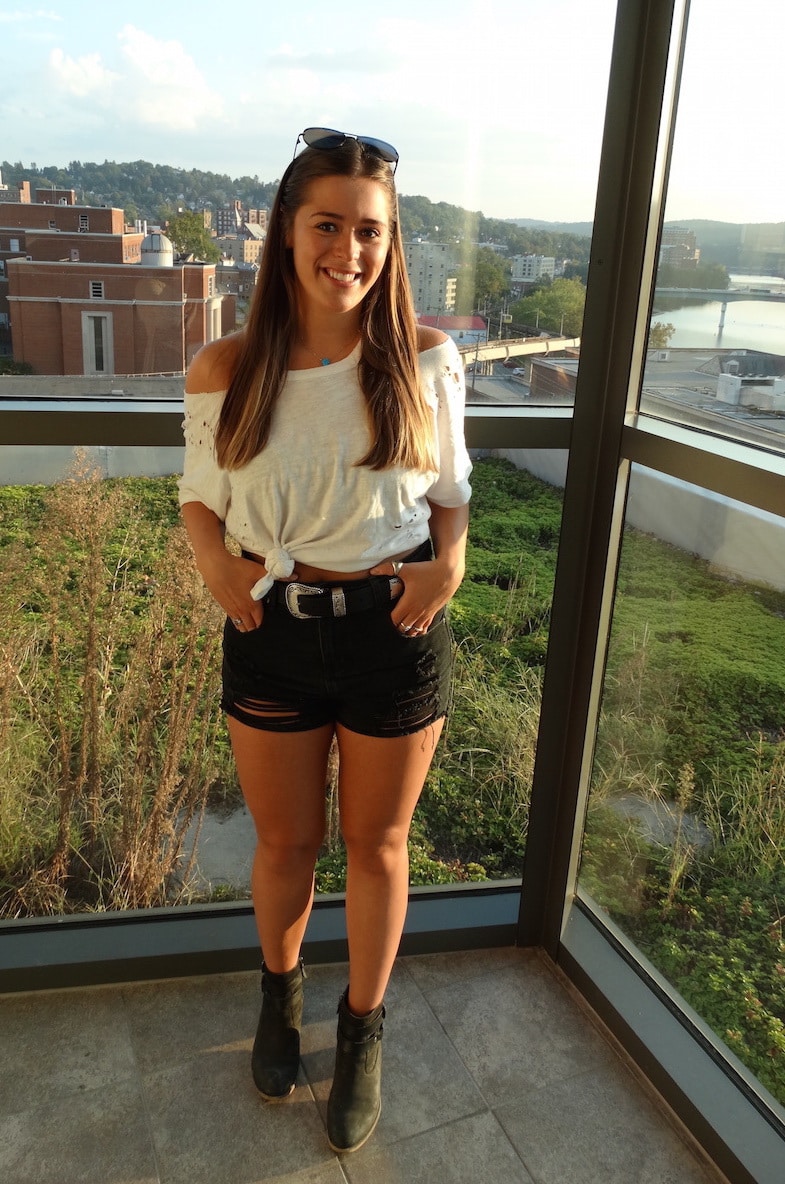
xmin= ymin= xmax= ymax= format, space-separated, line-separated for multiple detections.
xmin=140 ymin=232 xmax=174 ymax=268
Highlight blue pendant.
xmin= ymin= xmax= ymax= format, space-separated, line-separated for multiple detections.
xmin=320 ymin=357 xmax=330 ymax=366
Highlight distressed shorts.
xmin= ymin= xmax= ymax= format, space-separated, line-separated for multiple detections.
xmin=220 ymin=541 xmax=454 ymax=738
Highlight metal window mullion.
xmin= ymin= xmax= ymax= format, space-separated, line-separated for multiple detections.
xmin=518 ymin=0 xmax=689 ymax=953
xmin=623 ymin=419 xmax=785 ymax=517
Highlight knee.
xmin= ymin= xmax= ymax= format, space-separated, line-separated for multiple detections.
xmin=257 ymin=829 xmax=324 ymax=874
xmin=343 ymin=827 xmax=408 ymax=877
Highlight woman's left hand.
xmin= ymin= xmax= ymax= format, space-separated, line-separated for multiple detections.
xmin=368 ymin=554 xmax=463 ymax=637
xmin=370 ymin=504 xmax=469 ymax=636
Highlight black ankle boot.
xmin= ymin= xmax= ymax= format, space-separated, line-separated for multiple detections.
xmin=327 ymin=988 xmax=385 ymax=1153
xmin=251 ymin=959 xmax=305 ymax=1099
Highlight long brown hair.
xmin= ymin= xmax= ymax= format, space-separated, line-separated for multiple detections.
xmin=215 ymin=140 xmax=435 ymax=472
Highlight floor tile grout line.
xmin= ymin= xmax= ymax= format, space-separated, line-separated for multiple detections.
xmin=407 ymin=957 xmax=573 ymax=1117
xmin=119 ymin=984 xmax=165 ymax=1184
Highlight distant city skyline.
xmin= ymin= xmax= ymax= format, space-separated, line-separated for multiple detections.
xmin=1 ymin=0 xmax=782 ymax=225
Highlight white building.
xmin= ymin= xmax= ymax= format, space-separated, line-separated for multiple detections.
xmin=404 ymin=241 xmax=457 ymax=316
xmin=511 ymin=254 xmax=556 ymax=283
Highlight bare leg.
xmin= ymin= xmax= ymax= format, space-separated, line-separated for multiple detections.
xmin=336 ymin=720 xmax=444 ymax=1013
xmin=227 ymin=717 xmax=334 ymax=973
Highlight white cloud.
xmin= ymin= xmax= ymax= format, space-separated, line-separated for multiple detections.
xmin=46 ymin=25 xmax=223 ymax=134
xmin=49 ymin=47 xmax=118 ymax=98
xmin=117 ymin=25 xmax=224 ymax=131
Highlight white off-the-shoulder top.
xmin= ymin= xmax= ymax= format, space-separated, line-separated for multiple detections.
xmin=178 ymin=336 xmax=472 ymax=577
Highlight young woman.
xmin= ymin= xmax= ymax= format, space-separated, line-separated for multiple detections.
xmin=179 ymin=127 xmax=471 ymax=1153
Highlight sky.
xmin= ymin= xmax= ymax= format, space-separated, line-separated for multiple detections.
xmin=1 ymin=0 xmax=782 ymax=225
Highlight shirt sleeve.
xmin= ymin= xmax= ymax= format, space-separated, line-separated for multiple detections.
xmin=177 ymin=390 xmax=232 ymax=520
xmin=423 ymin=339 xmax=473 ymax=508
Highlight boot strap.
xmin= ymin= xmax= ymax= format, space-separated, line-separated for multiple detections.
xmin=338 ymin=1023 xmax=384 ymax=1046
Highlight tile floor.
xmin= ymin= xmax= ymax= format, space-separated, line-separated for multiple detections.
xmin=0 ymin=947 xmax=729 ymax=1184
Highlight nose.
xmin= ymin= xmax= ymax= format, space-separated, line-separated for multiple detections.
xmin=333 ymin=226 xmax=360 ymax=261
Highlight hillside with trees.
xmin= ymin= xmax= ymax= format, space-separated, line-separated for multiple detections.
xmin=1 ymin=158 xmax=592 ymax=259
xmin=1 ymin=159 xmax=279 ymax=227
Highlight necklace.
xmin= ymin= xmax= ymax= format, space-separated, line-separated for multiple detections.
xmin=299 ymin=335 xmax=359 ymax=368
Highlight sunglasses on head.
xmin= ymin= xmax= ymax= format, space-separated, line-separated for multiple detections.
xmin=294 ymin=127 xmax=398 ymax=173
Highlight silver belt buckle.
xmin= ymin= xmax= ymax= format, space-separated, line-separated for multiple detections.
xmin=284 ymin=582 xmax=324 ymax=619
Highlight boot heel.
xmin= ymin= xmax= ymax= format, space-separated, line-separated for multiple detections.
xmin=327 ymin=989 xmax=385 ymax=1153
xmin=252 ymin=959 xmax=305 ymax=1100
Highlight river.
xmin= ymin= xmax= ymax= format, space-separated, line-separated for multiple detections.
xmin=652 ymin=274 xmax=785 ymax=354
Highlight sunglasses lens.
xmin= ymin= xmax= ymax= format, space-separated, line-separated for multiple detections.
xmin=358 ymin=137 xmax=399 ymax=165
xmin=302 ymin=127 xmax=345 ymax=150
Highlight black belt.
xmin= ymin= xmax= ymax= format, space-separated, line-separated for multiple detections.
xmin=265 ymin=576 xmax=402 ymax=619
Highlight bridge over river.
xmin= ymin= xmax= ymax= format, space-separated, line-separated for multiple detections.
xmin=653 ymin=285 xmax=785 ymax=334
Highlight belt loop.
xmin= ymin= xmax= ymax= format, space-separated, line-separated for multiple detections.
xmin=331 ymin=587 xmax=347 ymax=617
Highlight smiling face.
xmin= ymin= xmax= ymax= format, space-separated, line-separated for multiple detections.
xmin=286 ymin=174 xmax=393 ymax=324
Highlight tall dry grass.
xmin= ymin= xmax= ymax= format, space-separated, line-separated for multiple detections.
xmin=0 ymin=457 xmax=228 ymax=916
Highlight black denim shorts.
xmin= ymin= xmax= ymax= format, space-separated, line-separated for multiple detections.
xmin=220 ymin=541 xmax=454 ymax=738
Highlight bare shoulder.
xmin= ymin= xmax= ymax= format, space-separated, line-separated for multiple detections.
xmin=185 ymin=332 xmax=244 ymax=394
xmin=417 ymin=324 xmax=450 ymax=354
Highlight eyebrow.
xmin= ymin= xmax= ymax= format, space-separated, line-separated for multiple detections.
xmin=308 ymin=209 xmax=387 ymax=226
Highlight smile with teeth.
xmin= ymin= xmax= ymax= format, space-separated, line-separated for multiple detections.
xmin=325 ymin=268 xmax=360 ymax=284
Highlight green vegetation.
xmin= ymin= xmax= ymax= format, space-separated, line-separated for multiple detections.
xmin=0 ymin=359 xmax=34 ymax=375
xmin=0 ymin=460 xmax=231 ymax=914
xmin=1 ymin=159 xmax=279 ymax=227
xmin=648 ymin=321 xmax=675 ymax=350
xmin=510 ymin=276 xmax=587 ymax=336
xmin=657 ymin=261 xmax=730 ymax=289
xmin=164 ymin=209 xmax=221 ymax=263
xmin=0 ymin=455 xmax=783 ymax=1105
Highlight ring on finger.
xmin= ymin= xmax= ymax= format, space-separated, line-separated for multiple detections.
xmin=232 ymin=617 xmax=243 ymax=626
xmin=391 ymin=560 xmax=403 ymax=575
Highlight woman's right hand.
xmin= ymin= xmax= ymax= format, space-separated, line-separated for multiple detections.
xmin=198 ymin=551 xmax=268 ymax=631
xmin=181 ymin=502 xmax=269 ymax=631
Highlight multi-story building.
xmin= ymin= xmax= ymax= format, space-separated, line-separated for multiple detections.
xmin=659 ymin=225 xmax=700 ymax=267
xmin=0 ymin=172 xmax=31 ymax=204
xmin=403 ymin=241 xmax=457 ymax=316
xmin=511 ymin=254 xmax=556 ymax=283
xmin=0 ymin=188 xmax=146 ymax=358
xmin=8 ymin=249 xmax=225 ymax=376
xmin=215 ymin=222 xmax=266 ymax=265
xmin=214 ymin=201 xmax=268 ymax=236
xmin=2 ymin=186 xmax=232 ymax=373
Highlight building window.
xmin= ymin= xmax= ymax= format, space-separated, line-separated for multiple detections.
xmin=81 ymin=311 xmax=113 ymax=375
xmin=90 ymin=281 xmax=105 ymax=300
xmin=79 ymin=215 xmax=89 ymax=232
xmin=208 ymin=276 xmax=214 ymax=296
xmin=10 ymin=238 xmax=20 ymax=253
xmin=49 ymin=220 xmax=56 ymax=230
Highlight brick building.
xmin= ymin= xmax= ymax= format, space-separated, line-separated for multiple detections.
xmin=1 ymin=185 xmax=232 ymax=373
xmin=8 ymin=256 xmax=224 ymax=376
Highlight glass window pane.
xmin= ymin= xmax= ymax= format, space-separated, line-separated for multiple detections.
xmin=1 ymin=447 xmax=565 ymax=915
xmin=578 ymin=463 xmax=785 ymax=1108
xmin=1 ymin=0 xmax=615 ymax=918
xmin=642 ymin=0 xmax=785 ymax=456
